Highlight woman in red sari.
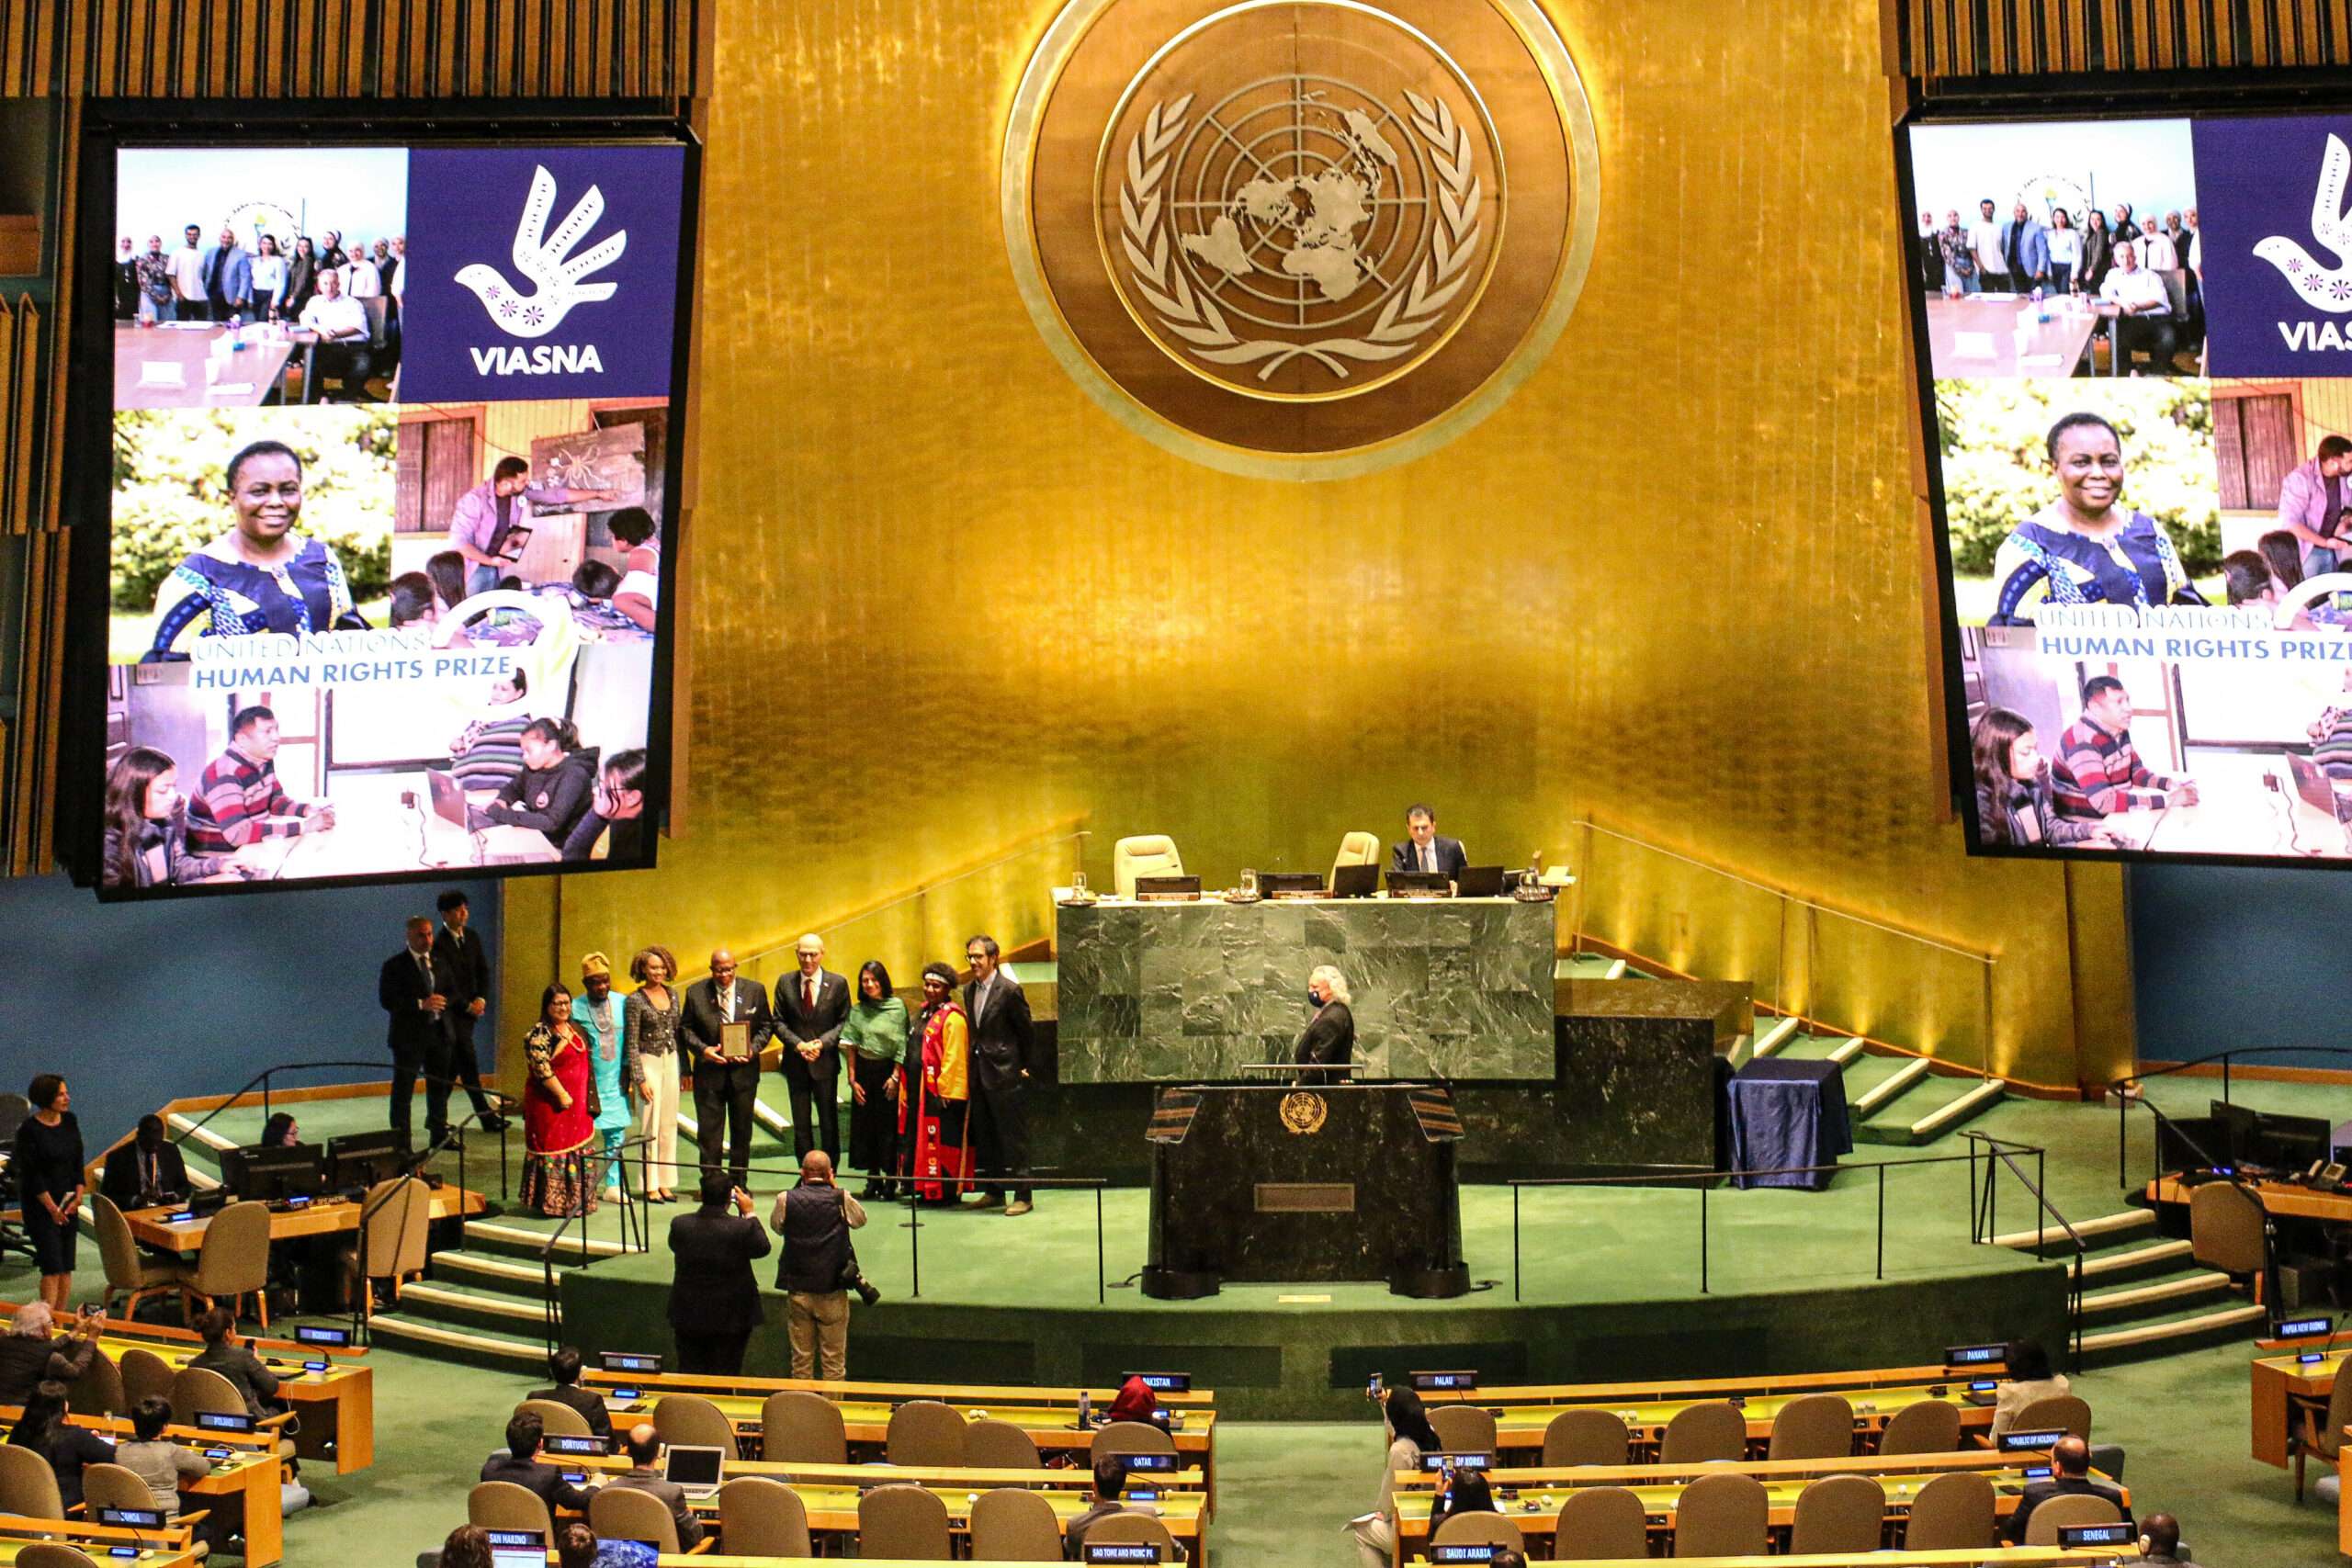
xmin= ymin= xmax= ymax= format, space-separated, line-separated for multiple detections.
xmin=520 ymin=982 xmax=600 ymax=1216
xmin=899 ymin=962 xmax=969 ymax=1203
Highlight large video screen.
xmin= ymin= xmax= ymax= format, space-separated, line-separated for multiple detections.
xmin=93 ymin=140 xmax=687 ymax=897
xmin=1906 ymin=108 xmax=2352 ymax=865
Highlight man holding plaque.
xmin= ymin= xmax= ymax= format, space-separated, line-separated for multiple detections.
xmin=776 ymin=934 xmax=851 ymax=1163
xmin=682 ymin=949 xmax=773 ymax=1190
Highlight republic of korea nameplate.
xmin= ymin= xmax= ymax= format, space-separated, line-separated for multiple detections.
xmin=1004 ymin=0 xmax=1598 ymax=478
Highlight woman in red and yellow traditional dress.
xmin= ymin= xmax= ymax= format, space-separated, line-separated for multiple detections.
xmin=520 ymin=982 xmax=600 ymax=1216
xmin=898 ymin=961 xmax=969 ymax=1203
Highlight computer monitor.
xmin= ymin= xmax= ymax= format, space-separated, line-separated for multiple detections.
xmin=2210 ymin=1100 xmax=2261 ymax=1167
xmin=1329 ymin=863 xmax=1379 ymax=898
xmin=2256 ymin=1112 xmax=2334 ymax=1171
xmin=220 ymin=1143 xmax=323 ymax=1201
xmin=1453 ymin=865 xmax=1505 ymax=897
xmin=2155 ymin=1114 xmax=2223 ymax=1174
xmin=327 ymin=1130 xmax=405 ymax=1190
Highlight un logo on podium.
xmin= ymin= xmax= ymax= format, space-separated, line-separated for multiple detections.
xmin=1005 ymin=0 xmax=1597 ymax=478
xmin=1280 ymin=1090 xmax=1329 ymax=1134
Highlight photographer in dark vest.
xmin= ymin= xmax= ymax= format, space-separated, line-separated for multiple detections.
xmin=769 ymin=1150 xmax=877 ymax=1380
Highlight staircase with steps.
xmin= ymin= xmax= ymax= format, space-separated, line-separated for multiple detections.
xmin=1988 ymin=1206 xmax=2267 ymax=1364
xmin=1751 ymin=1024 xmax=2007 ymax=1146
xmin=365 ymin=1217 xmax=621 ymax=1367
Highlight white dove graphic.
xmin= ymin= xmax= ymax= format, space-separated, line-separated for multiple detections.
xmin=454 ymin=164 xmax=628 ymax=338
xmin=2256 ymin=132 xmax=2352 ymax=312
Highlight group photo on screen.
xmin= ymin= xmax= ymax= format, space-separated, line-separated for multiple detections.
xmin=112 ymin=145 xmax=410 ymax=408
xmin=1910 ymin=118 xmax=2204 ymax=380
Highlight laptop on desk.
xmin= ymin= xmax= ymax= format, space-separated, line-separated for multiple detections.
xmin=1453 ymin=865 xmax=1505 ymax=897
xmin=2288 ymin=753 xmax=2352 ymax=822
xmin=1329 ymin=863 xmax=1379 ymax=898
xmin=662 ymin=1443 xmax=724 ymax=1499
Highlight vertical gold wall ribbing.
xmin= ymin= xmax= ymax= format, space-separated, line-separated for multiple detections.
xmin=1887 ymin=0 xmax=2352 ymax=76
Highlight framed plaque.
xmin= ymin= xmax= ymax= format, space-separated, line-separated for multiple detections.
xmin=719 ymin=1021 xmax=750 ymax=1059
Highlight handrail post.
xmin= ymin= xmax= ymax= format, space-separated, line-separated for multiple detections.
xmin=1512 ymin=1184 xmax=1521 ymax=1303
xmin=1875 ymin=1164 xmax=1885 ymax=1280
xmin=1979 ymin=955 xmax=1996 ymax=1080
xmin=2036 ymin=1149 xmax=2046 ymax=1251
xmin=1095 ymin=1187 xmax=1104 ymax=1305
xmin=1699 ymin=1181 xmax=1709 ymax=1294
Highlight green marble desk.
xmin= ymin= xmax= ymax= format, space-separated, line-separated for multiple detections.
xmin=1055 ymin=895 xmax=1556 ymax=1082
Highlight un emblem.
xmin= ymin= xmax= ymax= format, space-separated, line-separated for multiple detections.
xmin=1005 ymin=0 xmax=1597 ymax=478
xmin=1280 ymin=1089 xmax=1329 ymax=1134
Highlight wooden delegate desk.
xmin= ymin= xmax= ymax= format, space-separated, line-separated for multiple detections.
xmin=0 ymin=1413 xmax=285 ymax=1568
xmin=126 ymin=1185 xmax=485 ymax=1250
xmin=226 ymin=772 xmax=560 ymax=878
xmin=2105 ymin=751 xmax=2352 ymax=859
xmin=1445 ymin=1362 xmax=2005 ymax=1406
xmin=2254 ymin=1345 xmax=2348 ymax=1470
xmin=579 ymin=1368 xmax=1216 ymax=1410
xmin=2148 ymin=1170 xmax=2352 ymax=1225
xmin=1923 ymin=294 xmax=2099 ymax=378
xmin=1483 ymin=1380 xmax=1991 ymax=1457
xmin=0 ymin=1517 xmax=203 ymax=1568
xmin=540 ymin=1457 xmax=1206 ymax=1557
xmin=113 ymin=322 xmax=306 ymax=409
xmin=1392 ymin=1452 xmax=2126 ymax=1559
xmin=621 ymin=1555 xmax=2128 ymax=1568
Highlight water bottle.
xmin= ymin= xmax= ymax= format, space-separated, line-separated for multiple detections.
xmin=1077 ymin=1391 xmax=1091 ymax=1429
xmin=228 ymin=314 xmax=245 ymax=352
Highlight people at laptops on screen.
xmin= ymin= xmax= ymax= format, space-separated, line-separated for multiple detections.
xmin=531 ymin=1347 xmax=615 ymax=1442
xmin=1970 ymin=709 xmax=2123 ymax=850
xmin=1346 ymin=1384 xmax=1441 ymax=1568
xmin=2052 ymin=677 xmax=2197 ymax=820
xmin=608 ymin=506 xmax=662 ymax=633
xmin=2313 ymin=670 xmax=2352 ymax=778
xmin=448 ymin=672 xmax=535 ymax=790
xmin=2006 ymin=1434 xmax=2128 ymax=1543
xmin=610 ymin=1422 xmax=706 ymax=1548
xmin=102 ymin=1113 xmax=192 ymax=1208
xmin=480 ymin=1408 xmax=595 ymax=1517
xmin=144 ymin=440 xmax=368 ymax=659
xmin=101 ymin=747 xmax=253 ymax=888
xmin=184 ymin=705 xmax=335 ymax=854
xmin=1295 ymin=966 xmax=1356 ymax=1085
xmin=1990 ymin=1337 xmax=2072 ymax=1438
xmin=1990 ymin=413 xmax=2201 ymax=624
xmin=1390 ymin=804 xmax=1468 ymax=880
xmin=478 ymin=718 xmax=596 ymax=844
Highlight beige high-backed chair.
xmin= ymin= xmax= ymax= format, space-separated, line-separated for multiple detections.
xmin=1113 ymin=835 xmax=1183 ymax=897
xmin=1331 ymin=831 xmax=1381 ymax=886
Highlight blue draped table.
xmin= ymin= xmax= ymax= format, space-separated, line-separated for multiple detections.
xmin=1725 ymin=1056 xmax=1851 ymax=1190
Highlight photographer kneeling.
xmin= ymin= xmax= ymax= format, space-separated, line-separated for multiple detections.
xmin=772 ymin=1150 xmax=879 ymax=1380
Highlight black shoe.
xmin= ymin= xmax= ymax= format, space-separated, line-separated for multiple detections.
xmin=477 ymin=1113 xmax=511 ymax=1133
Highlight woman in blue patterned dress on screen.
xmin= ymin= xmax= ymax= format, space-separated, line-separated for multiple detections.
xmin=142 ymin=439 xmax=368 ymax=660
xmin=1987 ymin=412 xmax=2204 ymax=626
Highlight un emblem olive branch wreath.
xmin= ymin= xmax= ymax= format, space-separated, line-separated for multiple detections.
xmin=1118 ymin=88 xmax=1483 ymax=380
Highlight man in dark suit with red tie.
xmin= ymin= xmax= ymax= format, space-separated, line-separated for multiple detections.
xmin=775 ymin=934 xmax=850 ymax=1163
xmin=682 ymin=949 xmax=773 ymax=1190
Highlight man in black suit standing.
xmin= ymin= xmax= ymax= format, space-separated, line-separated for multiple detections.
xmin=100 ymin=1115 xmax=190 ymax=1208
xmin=1388 ymin=803 xmax=1469 ymax=880
xmin=2006 ymin=1435 xmax=2128 ymax=1543
xmin=681 ymin=949 xmax=772 ymax=1190
xmin=962 ymin=933 xmax=1035 ymax=1216
xmin=775 ymin=934 xmax=850 ymax=1163
xmin=378 ymin=915 xmax=457 ymax=1149
xmin=665 ymin=1174 xmax=771 ymax=1376
xmin=432 ymin=890 xmax=509 ymax=1133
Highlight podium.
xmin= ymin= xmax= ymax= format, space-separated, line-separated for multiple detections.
xmin=1141 ymin=1082 xmax=1468 ymax=1299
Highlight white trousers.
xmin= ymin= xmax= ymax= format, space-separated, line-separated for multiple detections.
xmin=639 ymin=1059 xmax=683 ymax=1190
xmin=1345 ymin=1515 xmax=1393 ymax=1568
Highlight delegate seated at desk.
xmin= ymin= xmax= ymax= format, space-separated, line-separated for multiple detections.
xmin=474 ymin=719 xmax=594 ymax=845
xmin=101 ymin=1115 xmax=190 ymax=1208
xmin=1389 ymin=803 xmax=1468 ymax=879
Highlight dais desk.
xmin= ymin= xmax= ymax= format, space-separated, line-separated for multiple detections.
xmin=125 ymin=1187 xmax=485 ymax=1250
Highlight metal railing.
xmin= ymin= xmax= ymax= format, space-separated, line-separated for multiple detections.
xmin=2109 ymin=1059 xmax=2290 ymax=1313
xmin=1962 ymin=1130 xmax=2088 ymax=1370
xmin=1567 ymin=817 xmax=2000 ymax=1077
xmin=2112 ymin=1045 xmax=2351 ymax=1190
xmin=540 ymin=1134 xmax=657 ymax=1354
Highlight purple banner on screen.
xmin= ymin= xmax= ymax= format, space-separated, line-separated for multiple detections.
xmin=401 ymin=145 xmax=684 ymax=400
xmin=2195 ymin=114 xmax=2352 ymax=374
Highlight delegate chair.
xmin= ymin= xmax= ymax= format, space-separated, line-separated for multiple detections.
xmin=1431 ymin=1513 xmax=1525 ymax=1553
xmin=886 ymin=1400 xmax=969 ymax=1466
xmin=1088 ymin=1513 xmax=1182 ymax=1558
xmin=1543 ymin=1407 xmax=1629 ymax=1468
xmin=119 ymin=1347 xmax=175 ymax=1411
xmin=970 ymin=1487 xmax=1062 ymax=1560
xmin=966 ymin=1417 xmax=1041 ymax=1469
xmin=1430 ymin=1404 xmax=1498 ymax=1454
xmin=175 ymin=1366 xmax=295 ymax=1459
xmin=469 ymin=1480 xmax=555 ymax=1538
xmin=860 ymin=1483 xmax=952 ymax=1560
xmin=590 ymin=1485 xmax=688 ymax=1555
xmin=2296 ymin=1359 xmax=2352 ymax=1500
xmin=2190 ymin=1182 xmax=2267 ymax=1285
xmin=1332 ymin=830 xmax=1381 ymax=886
xmin=17 ymin=1547 xmax=102 ymax=1568
xmin=1903 ymin=1470 xmax=1996 ymax=1550
xmin=85 ymin=1461 xmax=210 ymax=1535
xmin=1673 ymin=1472 xmax=1769 ymax=1557
xmin=717 ymin=1476 xmax=811 ymax=1557
xmin=93 ymin=1193 xmax=194 ymax=1321
xmin=653 ymin=1393 xmax=740 ymax=1461
xmin=356 ymin=1177 xmax=432 ymax=1320
xmin=2010 ymin=1393 xmax=2093 ymax=1443
xmin=1551 ymin=1486 xmax=1649 ymax=1560
xmin=1789 ymin=1473 xmax=1884 ymax=1553
xmin=761 ymin=1390 xmax=847 ymax=1464
xmin=1659 ymin=1400 xmax=1747 ymax=1463
xmin=1768 ymin=1393 xmax=1855 ymax=1460
xmin=516 ymin=1399 xmax=592 ymax=1438
xmin=1112 ymin=835 xmax=1183 ymax=898
xmin=1877 ymin=1397 xmax=1962 ymax=1455
xmin=0 ymin=1440 xmax=66 ymax=1518
xmin=187 ymin=1200 xmax=271 ymax=1327
xmin=2023 ymin=1491 xmax=2124 ymax=1544
xmin=1091 ymin=1420 xmax=1177 ymax=1465
xmin=66 ymin=1349 xmax=126 ymax=1419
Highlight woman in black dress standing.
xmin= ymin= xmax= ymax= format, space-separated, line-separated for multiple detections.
xmin=14 ymin=1074 xmax=85 ymax=1312
xmin=1293 ymin=965 xmax=1356 ymax=1085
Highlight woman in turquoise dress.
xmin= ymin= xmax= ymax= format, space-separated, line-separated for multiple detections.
xmin=571 ymin=952 xmax=639 ymax=1202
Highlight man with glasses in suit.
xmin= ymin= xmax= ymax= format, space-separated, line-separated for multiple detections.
xmin=776 ymin=935 xmax=850 ymax=1164
xmin=963 ymin=934 xmax=1035 ymax=1216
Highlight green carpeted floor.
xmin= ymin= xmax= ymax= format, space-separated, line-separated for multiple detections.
xmin=5 ymin=1072 xmax=2348 ymax=1562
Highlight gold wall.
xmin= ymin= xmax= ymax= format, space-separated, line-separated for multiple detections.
xmin=506 ymin=0 xmax=2132 ymax=1090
